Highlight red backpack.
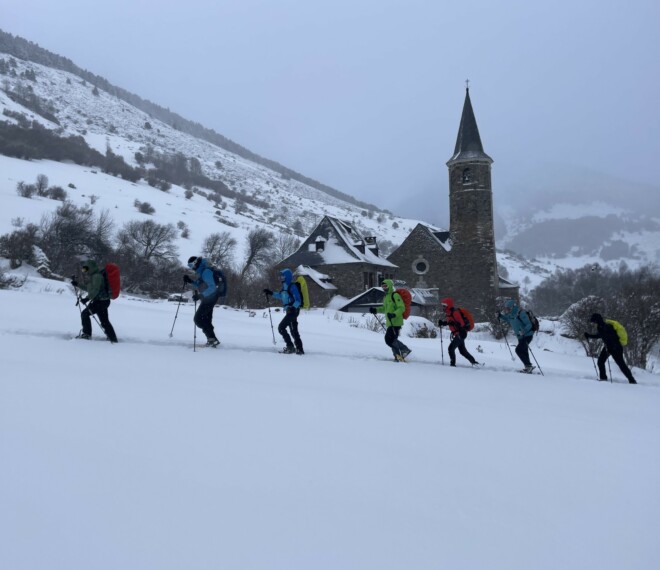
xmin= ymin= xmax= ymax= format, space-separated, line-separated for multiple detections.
xmin=102 ymin=263 xmax=121 ymax=300
xmin=395 ymin=288 xmax=412 ymax=320
xmin=457 ymin=307 xmax=475 ymax=331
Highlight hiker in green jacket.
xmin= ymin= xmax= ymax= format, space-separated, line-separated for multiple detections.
xmin=70 ymin=259 xmax=118 ymax=342
xmin=369 ymin=279 xmax=411 ymax=361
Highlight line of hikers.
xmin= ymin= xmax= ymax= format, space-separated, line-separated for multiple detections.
xmin=69 ymin=257 xmax=637 ymax=383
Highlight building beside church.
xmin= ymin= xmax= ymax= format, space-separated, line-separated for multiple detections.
xmin=387 ymin=88 xmax=518 ymax=318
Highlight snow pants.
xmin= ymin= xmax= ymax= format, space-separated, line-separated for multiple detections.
xmin=279 ymin=307 xmax=303 ymax=351
xmin=598 ymin=346 xmax=636 ymax=383
xmin=82 ymin=299 xmax=118 ymax=342
xmin=448 ymin=333 xmax=477 ymax=365
xmin=194 ymin=293 xmax=219 ymax=341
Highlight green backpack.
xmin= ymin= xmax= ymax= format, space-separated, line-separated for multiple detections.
xmin=605 ymin=319 xmax=628 ymax=346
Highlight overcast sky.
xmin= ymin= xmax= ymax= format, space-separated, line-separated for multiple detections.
xmin=4 ymin=0 xmax=660 ymax=221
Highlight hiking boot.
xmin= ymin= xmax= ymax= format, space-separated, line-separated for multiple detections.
xmin=281 ymin=345 xmax=296 ymax=354
xmin=76 ymin=332 xmax=91 ymax=340
xmin=295 ymin=347 xmax=305 ymax=355
xmin=400 ymin=347 xmax=412 ymax=359
xmin=522 ymin=365 xmax=535 ymax=374
xmin=450 ymin=362 xmax=456 ymax=367
xmin=629 ymin=379 xmax=637 ymax=384
xmin=206 ymin=337 xmax=220 ymax=348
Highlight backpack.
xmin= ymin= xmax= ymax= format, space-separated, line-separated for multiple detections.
xmin=211 ymin=267 xmax=227 ymax=297
xmin=519 ymin=309 xmax=540 ymax=334
xmin=101 ymin=263 xmax=120 ymax=300
xmin=291 ymin=275 xmax=310 ymax=309
xmin=395 ymin=288 xmax=412 ymax=320
xmin=456 ymin=307 xmax=475 ymax=331
xmin=605 ymin=319 xmax=628 ymax=346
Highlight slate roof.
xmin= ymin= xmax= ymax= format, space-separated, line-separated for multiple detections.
xmin=447 ymin=88 xmax=493 ymax=165
xmin=280 ymin=216 xmax=397 ymax=268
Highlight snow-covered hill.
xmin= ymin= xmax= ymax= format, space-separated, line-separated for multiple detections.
xmin=1 ymin=272 xmax=658 ymax=570
xmin=0 ymin=52 xmax=421 ymax=265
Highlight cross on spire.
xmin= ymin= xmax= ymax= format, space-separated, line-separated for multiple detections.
xmin=465 ymin=79 xmax=470 ymax=90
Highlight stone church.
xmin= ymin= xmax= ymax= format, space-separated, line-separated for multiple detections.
xmin=387 ymin=87 xmax=518 ymax=318
xmin=278 ymin=87 xmax=517 ymax=318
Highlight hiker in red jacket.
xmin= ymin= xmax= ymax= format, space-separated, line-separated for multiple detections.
xmin=438 ymin=297 xmax=479 ymax=367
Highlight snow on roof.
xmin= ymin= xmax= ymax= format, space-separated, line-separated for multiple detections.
xmin=295 ymin=265 xmax=337 ymax=290
xmin=324 ymin=217 xmax=397 ymax=267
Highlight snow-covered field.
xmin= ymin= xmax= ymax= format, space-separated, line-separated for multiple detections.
xmin=1 ymin=270 xmax=659 ymax=570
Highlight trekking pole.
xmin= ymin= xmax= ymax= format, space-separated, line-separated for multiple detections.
xmin=529 ymin=347 xmax=544 ymax=376
xmin=266 ymin=293 xmax=276 ymax=345
xmin=193 ymin=298 xmax=197 ymax=352
xmin=439 ymin=324 xmax=445 ymax=365
xmin=169 ymin=284 xmax=186 ymax=338
xmin=607 ymin=358 xmax=613 ymax=384
xmin=500 ymin=322 xmax=515 ymax=361
xmin=590 ymin=353 xmax=599 ymax=380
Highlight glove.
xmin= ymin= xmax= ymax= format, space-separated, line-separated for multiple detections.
xmin=387 ymin=313 xmax=396 ymax=320
xmin=80 ymin=297 xmax=89 ymax=305
xmin=70 ymin=278 xmax=79 ymax=288
xmin=496 ymin=312 xmax=502 ymax=319
xmin=263 ymin=288 xmax=273 ymax=296
xmin=583 ymin=332 xmax=590 ymax=339
xmin=183 ymin=275 xmax=192 ymax=284
xmin=369 ymin=307 xmax=377 ymax=315
xmin=192 ymin=291 xmax=200 ymax=302
xmin=438 ymin=319 xmax=447 ymax=327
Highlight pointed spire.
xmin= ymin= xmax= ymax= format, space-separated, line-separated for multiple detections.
xmin=447 ymin=87 xmax=493 ymax=165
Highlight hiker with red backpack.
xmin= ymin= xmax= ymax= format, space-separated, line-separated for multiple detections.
xmin=369 ymin=279 xmax=411 ymax=362
xmin=70 ymin=259 xmax=118 ymax=343
xmin=183 ymin=256 xmax=222 ymax=347
xmin=438 ymin=297 xmax=480 ymax=367
xmin=584 ymin=313 xmax=636 ymax=384
xmin=264 ymin=268 xmax=305 ymax=355
xmin=497 ymin=299 xmax=534 ymax=373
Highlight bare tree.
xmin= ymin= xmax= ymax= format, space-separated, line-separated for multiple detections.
xmin=274 ymin=233 xmax=301 ymax=263
xmin=239 ymin=228 xmax=275 ymax=279
xmin=561 ymin=295 xmax=606 ymax=357
xmin=202 ymin=231 xmax=237 ymax=268
xmin=35 ymin=174 xmax=49 ymax=196
xmin=117 ymin=220 xmax=178 ymax=263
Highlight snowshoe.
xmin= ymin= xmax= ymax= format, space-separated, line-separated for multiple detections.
xmin=519 ymin=365 xmax=536 ymax=374
xmin=295 ymin=347 xmax=305 ymax=355
xmin=75 ymin=332 xmax=91 ymax=340
xmin=205 ymin=338 xmax=220 ymax=348
xmin=280 ymin=346 xmax=296 ymax=354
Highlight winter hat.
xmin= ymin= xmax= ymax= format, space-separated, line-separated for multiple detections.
xmin=187 ymin=256 xmax=201 ymax=270
xmin=590 ymin=313 xmax=603 ymax=324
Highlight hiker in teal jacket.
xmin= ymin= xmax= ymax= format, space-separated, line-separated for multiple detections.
xmin=369 ymin=279 xmax=411 ymax=361
xmin=497 ymin=299 xmax=534 ymax=373
xmin=70 ymin=259 xmax=118 ymax=342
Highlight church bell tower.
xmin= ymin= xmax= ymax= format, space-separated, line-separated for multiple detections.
xmin=446 ymin=86 xmax=499 ymax=315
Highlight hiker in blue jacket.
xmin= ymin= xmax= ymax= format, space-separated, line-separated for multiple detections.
xmin=183 ymin=256 xmax=220 ymax=347
xmin=264 ymin=268 xmax=304 ymax=354
xmin=497 ymin=299 xmax=535 ymax=373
